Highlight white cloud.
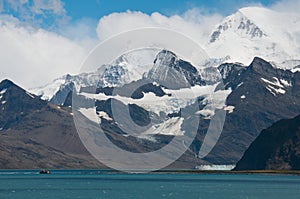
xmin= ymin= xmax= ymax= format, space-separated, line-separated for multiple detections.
xmin=0 ymin=17 xmax=88 ymax=89
xmin=59 ymin=17 xmax=98 ymax=41
xmin=0 ymin=0 xmax=68 ymax=27
xmin=271 ymin=0 xmax=300 ymax=13
xmin=96 ymin=10 xmax=223 ymax=46
xmin=3 ymin=0 xmax=66 ymax=16
xmin=0 ymin=1 xmax=3 ymax=12
xmin=95 ymin=2 xmax=300 ymax=48
xmin=270 ymin=0 xmax=300 ymax=56
xmin=1 ymin=1 xmax=299 ymax=90
xmin=30 ymin=0 xmax=66 ymax=15
xmin=0 ymin=1 xmax=98 ymax=89
xmin=0 ymin=9 xmax=223 ymax=89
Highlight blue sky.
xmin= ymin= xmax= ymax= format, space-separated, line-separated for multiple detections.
xmin=1 ymin=0 xmax=280 ymax=30
xmin=64 ymin=0 xmax=278 ymax=20
xmin=63 ymin=0 xmax=280 ymax=40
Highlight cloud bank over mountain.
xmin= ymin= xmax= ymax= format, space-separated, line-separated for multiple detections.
xmin=96 ymin=10 xmax=222 ymax=45
xmin=0 ymin=16 xmax=88 ymax=88
xmin=0 ymin=0 xmax=299 ymax=88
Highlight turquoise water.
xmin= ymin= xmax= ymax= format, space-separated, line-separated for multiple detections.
xmin=0 ymin=170 xmax=299 ymax=199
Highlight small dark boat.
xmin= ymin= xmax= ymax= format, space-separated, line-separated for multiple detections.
xmin=39 ymin=169 xmax=51 ymax=174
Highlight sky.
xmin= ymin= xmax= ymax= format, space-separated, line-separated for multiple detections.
xmin=0 ymin=0 xmax=299 ymax=89
xmin=63 ymin=0 xmax=277 ymax=19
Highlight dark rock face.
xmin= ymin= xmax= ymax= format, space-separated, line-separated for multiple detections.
xmin=96 ymin=98 xmax=151 ymax=129
xmin=198 ymin=57 xmax=300 ymax=164
xmin=50 ymin=81 xmax=74 ymax=105
xmin=218 ymin=62 xmax=245 ymax=88
xmin=110 ymin=80 xmax=168 ymax=99
xmin=234 ymin=114 xmax=300 ymax=170
xmin=62 ymin=90 xmax=73 ymax=107
xmin=146 ymin=50 xmax=204 ymax=89
xmin=0 ymin=79 xmax=46 ymax=130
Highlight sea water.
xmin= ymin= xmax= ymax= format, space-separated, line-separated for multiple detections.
xmin=0 ymin=170 xmax=299 ymax=199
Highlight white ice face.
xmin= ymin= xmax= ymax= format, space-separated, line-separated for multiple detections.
xmin=206 ymin=7 xmax=300 ymax=65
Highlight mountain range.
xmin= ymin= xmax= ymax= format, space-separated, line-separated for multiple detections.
xmin=30 ymin=7 xmax=300 ymax=102
xmin=2 ymin=53 xmax=300 ymax=169
xmin=1 ymin=6 xmax=300 ymax=169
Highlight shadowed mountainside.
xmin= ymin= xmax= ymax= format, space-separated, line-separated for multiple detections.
xmin=234 ymin=114 xmax=300 ymax=170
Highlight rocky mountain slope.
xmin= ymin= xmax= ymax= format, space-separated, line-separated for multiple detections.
xmin=72 ymin=52 xmax=300 ymax=166
xmin=1 ymin=54 xmax=300 ymax=168
xmin=199 ymin=57 xmax=300 ymax=164
xmin=0 ymin=79 xmax=207 ymax=169
xmin=234 ymin=114 xmax=300 ymax=170
xmin=0 ymin=79 xmax=102 ymax=169
xmin=22 ymin=45 xmax=300 ymax=167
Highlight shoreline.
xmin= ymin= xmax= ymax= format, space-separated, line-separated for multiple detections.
xmin=0 ymin=169 xmax=299 ymax=176
xmin=153 ymin=169 xmax=300 ymax=175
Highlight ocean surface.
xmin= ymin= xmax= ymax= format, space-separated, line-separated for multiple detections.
xmin=0 ymin=170 xmax=299 ymax=199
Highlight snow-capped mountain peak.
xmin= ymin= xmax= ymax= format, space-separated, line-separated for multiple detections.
xmin=30 ymin=49 xmax=160 ymax=103
xmin=209 ymin=9 xmax=267 ymax=43
xmin=206 ymin=6 xmax=300 ymax=65
xmin=146 ymin=50 xmax=204 ymax=89
xmin=153 ymin=49 xmax=178 ymax=66
xmin=30 ymin=6 xmax=300 ymax=103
